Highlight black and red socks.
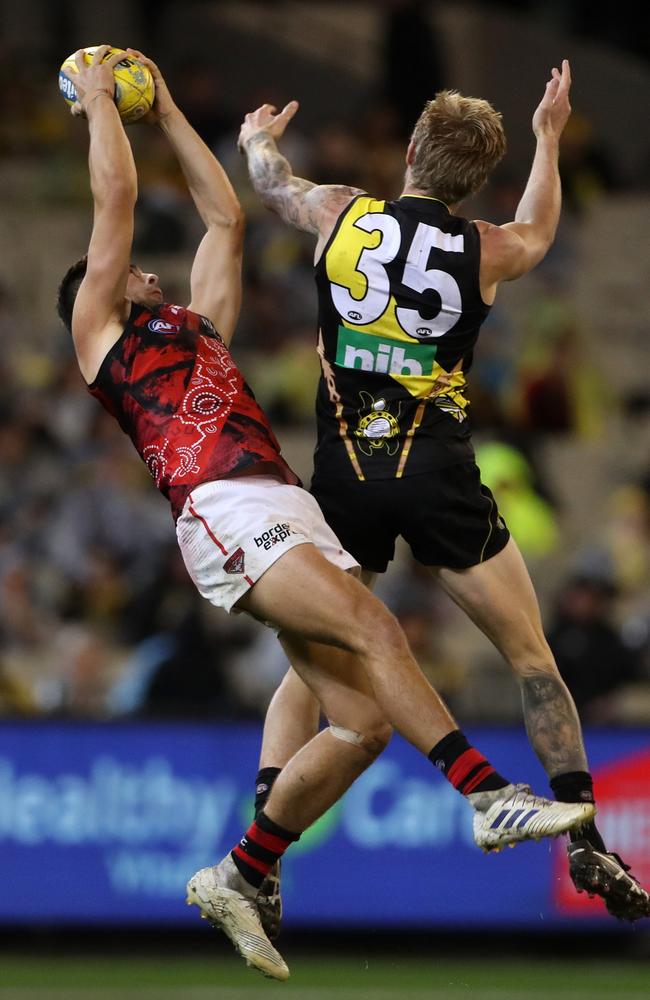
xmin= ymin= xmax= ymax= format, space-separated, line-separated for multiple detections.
xmin=550 ymin=770 xmax=606 ymax=851
xmin=231 ymin=810 xmax=300 ymax=889
xmin=254 ymin=766 xmax=281 ymax=818
xmin=429 ymin=730 xmax=509 ymax=796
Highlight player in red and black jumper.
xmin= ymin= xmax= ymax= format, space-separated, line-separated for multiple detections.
xmin=57 ymin=47 xmax=596 ymax=978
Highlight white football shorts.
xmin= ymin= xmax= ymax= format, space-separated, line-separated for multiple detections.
xmin=176 ymin=476 xmax=359 ymax=614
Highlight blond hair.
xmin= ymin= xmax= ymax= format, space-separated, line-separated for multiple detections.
xmin=410 ymin=90 xmax=506 ymax=204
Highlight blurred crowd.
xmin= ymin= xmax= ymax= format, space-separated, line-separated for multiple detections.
xmin=0 ymin=1 xmax=649 ymax=726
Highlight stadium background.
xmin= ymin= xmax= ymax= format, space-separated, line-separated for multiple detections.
xmin=0 ymin=1 xmax=649 ymax=996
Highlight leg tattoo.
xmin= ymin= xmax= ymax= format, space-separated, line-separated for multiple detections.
xmin=520 ymin=668 xmax=588 ymax=777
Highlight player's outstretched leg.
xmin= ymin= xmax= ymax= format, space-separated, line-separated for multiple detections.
xmin=253 ymin=668 xmax=320 ymax=940
xmin=435 ymin=539 xmax=649 ymax=910
xmin=186 ymin=854 xmax=289 ymax=981
xmin=469 ymin=783 xmax=595 ymax=852
xmin=273 ymin=633 xmax=595 ymax=856
xmin=187 ymin=684 xmax=392 ymax=977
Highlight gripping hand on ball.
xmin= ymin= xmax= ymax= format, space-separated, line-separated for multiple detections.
xmin=238 ymin=101 xmax=299 ymax=153
xmin=63 ymin=44 xmax=126 ymax=117
xmin=126 ymin=50 xmax=176 ymax=124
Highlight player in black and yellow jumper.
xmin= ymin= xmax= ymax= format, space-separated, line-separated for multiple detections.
xmin=240 ymin=61 xmax=649 ymax=923
xmin=311 ymin=187 xmax=503 ymax=572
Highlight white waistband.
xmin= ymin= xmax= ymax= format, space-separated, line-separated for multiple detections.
xmin=191 ymin=475 xmax=287 ymax=498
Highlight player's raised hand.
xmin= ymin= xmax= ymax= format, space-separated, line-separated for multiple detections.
xmin=532 ymin=59 xmax=572 ymax=140
xmin=238 ymin=101 xmax=299 ymax=152
xmin=126 ymin=49 xmax=176 ymax=124
xmin=63 ymin=45 xmax=125 ymax=117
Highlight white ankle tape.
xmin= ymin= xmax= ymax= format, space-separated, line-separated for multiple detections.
xmin=329 ymin=724 xmax=364 ymax=746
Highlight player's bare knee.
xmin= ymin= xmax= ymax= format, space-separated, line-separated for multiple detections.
xmin=359 ymin=717 xmax=392 ymax=756
xmin=352 ymin=597 xmax=407 ymax=659
xmin=329 ymin=720 xmax=392 ymax=759
xmin=364 ymin=719 xmax=393 ymax=757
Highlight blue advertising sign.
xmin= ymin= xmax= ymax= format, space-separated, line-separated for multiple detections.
xmin=0 ymin=722 xmax=647 ymax=927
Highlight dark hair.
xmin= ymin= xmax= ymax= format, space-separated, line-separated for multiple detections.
xmin=56 ymin=255 xmax=88 ymax=332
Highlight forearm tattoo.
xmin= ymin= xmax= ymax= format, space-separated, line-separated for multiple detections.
xmin=245 ymin=133 xmax=362 ymax=234
xmin=520 ymin=668 xmax=588 ymax=777
xmin=245 ymin=133 xmax=319 ymax=232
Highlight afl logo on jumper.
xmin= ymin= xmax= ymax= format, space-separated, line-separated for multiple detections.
xmin=148 ymin=319 xmax=177 ymax=334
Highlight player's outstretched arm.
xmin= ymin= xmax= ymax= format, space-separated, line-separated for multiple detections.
xmin=239 ymin=102 xmax=364 ymax=251
xmin=64 ymin=45 xmax=137 ymax=382
xmin=480 ymin=60 xmax=572 ymax=290
xmin=128 ymin=49 xmax=244 ymax=344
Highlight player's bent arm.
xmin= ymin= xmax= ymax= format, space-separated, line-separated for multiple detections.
xmin=126 ymin=50 xmax=242 ymax=231
xmin=243 ymin=132 xmax=362 ymax=244
xmin=160 ymin=113 xmax=245 ymax=338
xmin=72 ymin=95 xmax=137 ymax=383
xmin=503 ymin=130 xmax=563 ymax=266
xmin=152 ymin=95 xmax=245 ymax=338
xmin=188 ymin=221 xmax=244 ymax=346
xmin=480 ymin=61 xmax=570 ymax=295
xmin=476 ymin=129 xmax=563 ymax=298
xmin=476 ymin=219 xmax=547 ymax=299
xmin=478 ymin=62 xmax=571 ymax=300
xmin=159 ymin=107 xmax=242 ymax=230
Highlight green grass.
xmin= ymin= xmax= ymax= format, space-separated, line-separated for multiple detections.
xmin=0 ymin=955 xmax=649 ymax=1000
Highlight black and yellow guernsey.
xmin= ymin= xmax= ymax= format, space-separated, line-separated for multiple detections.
xmin=313 ymin=194 xmax=491 ymax=481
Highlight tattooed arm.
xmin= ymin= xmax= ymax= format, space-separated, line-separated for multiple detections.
xmin=239 ymin=101 xmax=364 ymax=254
xmin=242 ymin=131 xmax=359 ymax=234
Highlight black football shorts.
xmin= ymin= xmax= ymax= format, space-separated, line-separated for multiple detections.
xmin=310 ymin=460 xmax=510 ymax=574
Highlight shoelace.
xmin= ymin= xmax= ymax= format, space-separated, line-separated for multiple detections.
xmin=610 ymin=853 xmax=648 ymax=894
xmin=215 ymin=887 xmax=263 ymax=925
xmin=509 ymin=783 xmax=546 ymax=807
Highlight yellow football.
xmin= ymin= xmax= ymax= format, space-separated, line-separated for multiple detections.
xmin=59 ymin=46 xmax=155 ymax=124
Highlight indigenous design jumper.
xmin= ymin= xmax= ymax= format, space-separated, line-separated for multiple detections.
xmin=89 ymin=302 xmax=298 ymax=520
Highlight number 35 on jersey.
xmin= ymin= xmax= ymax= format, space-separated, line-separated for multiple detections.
xmin=319 ymin=195 xmax=489 ymax=404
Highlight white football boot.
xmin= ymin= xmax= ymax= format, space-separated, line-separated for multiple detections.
xmin=186 ymin=855 xmax=289 ymax=981
xmin=471 ymin=783 xmax=596 ymax=852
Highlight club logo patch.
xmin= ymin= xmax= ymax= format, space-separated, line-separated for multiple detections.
xmin=224 ymin=547 xmax=246 ymax=574
xmin=354 ymin=391 xmax=401 ymax=456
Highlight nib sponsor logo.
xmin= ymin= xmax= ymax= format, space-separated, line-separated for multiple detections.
xmin=335 ymin=325 xmax=437 ymax=377
xmin=254 ymin=523 xmax=292 ymax=551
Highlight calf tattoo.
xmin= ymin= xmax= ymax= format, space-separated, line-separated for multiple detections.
xmin=520 ymin=669 xmax=588 ymax=777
